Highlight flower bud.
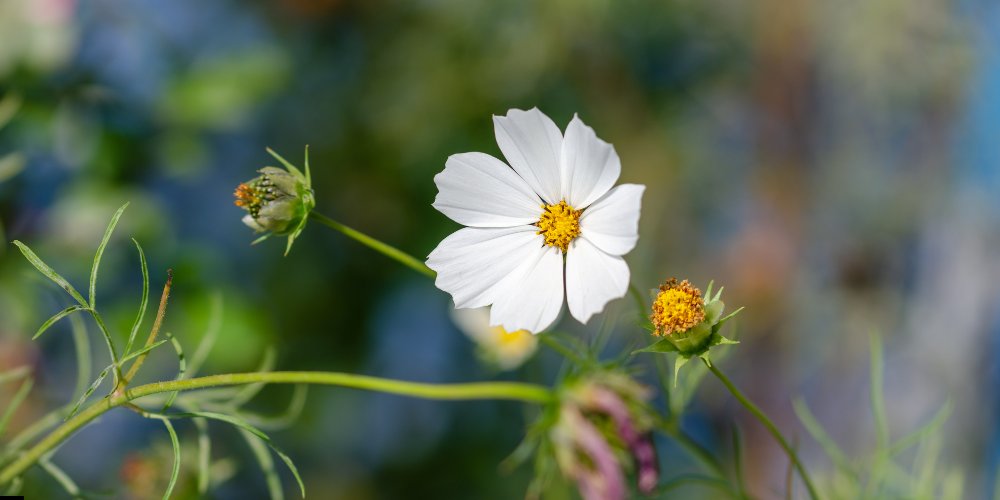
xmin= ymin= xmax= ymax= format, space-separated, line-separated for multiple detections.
xmin=546 ymin=371 xmax=658 ymax=500
xmin=235 ymin=148 xmax=315 ymax=255
xmin=637 ymin=279 xmax=743 ymax=383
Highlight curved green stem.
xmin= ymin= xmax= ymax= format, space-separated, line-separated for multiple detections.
xmin=0 ymin=371 xmax=551 ymax=485
xmin=309 ymin=211 xmax=435 ymax=278
xmin=706 ymin=362 xmax=820 ymax=500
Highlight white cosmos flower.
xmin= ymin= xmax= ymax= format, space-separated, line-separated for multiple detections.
xmin=427 ymin=108 xmax=644 ymax=333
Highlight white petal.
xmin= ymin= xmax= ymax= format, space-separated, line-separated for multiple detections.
xmin=560 ymin=115 xmax=621 ymax=209
xmin=493 ymin=108 xmax=563 ymax=204
xmin=489 ymin=245 xmax=565 ymax=333
xmin=580 ymin=184 xmax=645 ymax=256
xmin=432 ymin=152 xmax=543 ymax=227
xmin=427 ymin=226 xmax=540 ymax=309
xmin=565 ymin=237 xmax=630 ymax=324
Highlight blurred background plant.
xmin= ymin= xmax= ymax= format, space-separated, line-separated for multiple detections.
xmin=1 ymin=0 xmax=998 ymax=498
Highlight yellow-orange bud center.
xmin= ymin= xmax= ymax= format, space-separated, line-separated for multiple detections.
xmin=651 ymin=279 xmax=705 ymax=336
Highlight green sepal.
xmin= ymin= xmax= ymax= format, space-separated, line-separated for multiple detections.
xmin=673 ymin=354 xmax=692 ymax=387
xmin=632 ymin=337 xmax=678 ymax=354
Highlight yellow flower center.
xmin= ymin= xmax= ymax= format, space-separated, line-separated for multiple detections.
xmin=536 ymin=200 xmax=582 ymax=252
xmin=651 ymin=279 xmax=705 ymax=336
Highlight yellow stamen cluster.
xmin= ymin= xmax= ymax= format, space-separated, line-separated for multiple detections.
xmin=651 ymin=279 xmax=705 ymax=336
xmin=536 ymin=200 xmax=582 ymax=252
xmin=234 ymin=178 xmax=279 ymax=218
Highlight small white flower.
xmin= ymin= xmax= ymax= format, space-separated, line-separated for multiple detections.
xmin=427 ymin=108 xmax=644 ymax=333
xmin=450 ymin=307 xmax=538 ymax=371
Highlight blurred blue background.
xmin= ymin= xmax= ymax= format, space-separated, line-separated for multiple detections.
xmin=1 ymin=0 xmax=998 ymax=498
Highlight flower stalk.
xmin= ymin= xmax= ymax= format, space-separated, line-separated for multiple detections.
xmin=705 ymin=361 xmax=820 ymax=500
xmin=308 ymin=211 xmax=435 ymax=278
xmin=0 ymin=371 xmax=551 ymax=486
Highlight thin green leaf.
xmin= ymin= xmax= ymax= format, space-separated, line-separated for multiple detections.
xmin=194 ymin=417 xmax=211 ymax=496
xmin=2 ymin=475 xmax=22 ymax=495
xmin=39 ymin=457 xmax=81 ymax=497
xmin=152 ymin=416 xmax=181 ymax=500
xmin=90 ymin=202 xmax=129 ymax=308
xmin=13 ymin=241 xmax=88 ymax=307
xmin=240 ymin=427 xmax=284 ymax=500
xmin=0 ymin=366 xmax=30 ymax=385
xmin=161 ymin=332 xmax=187 ymax=412
xmin=69 ymin=313 xmax=92 ymax=406
xmin=120 ymin=338 xmax=171 ymax=364
xmin=303 ymin=145 xmax=311 ymax=185
xmin=33 ymin=305 xmax=88 ymax=340
xmin=238 ymin=385 xmax=308 ymax=430
xmin=0 ymin=412 xmax=60 ymax=464
xmin=225 ymin=348 xmax=276 ymax=408
xmin=888 ymin=400 xmax=952 ymax=456
xmin=164 ymin=410 xmax=305 ymax=498
xmin=732 ymin=426 xmax=748 ymax=496
xmin=186 ymin=293 xmax=223 ymax=378
xmin=654 ymin=473 xmax=733 ymax=495
xmin=124 ymin=238 xmax=150 ymax=356
xmin=792 ymin=398 xmax=855 ymax=476
xmin=266 ymin=147 xmax=305 ymax=179
xmin=86 ymin=309 xmax=122 ymax=380
xmin=0 ymin=377 xmax=34 ymax=439
xmin=67 ymin=366 xmax=112 ymax=419
xmin=870 ymin=333 xmax=889 ymax=449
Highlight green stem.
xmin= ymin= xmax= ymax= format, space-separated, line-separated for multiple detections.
xmin=706 ymin=362 xmax=820 ymax=500
xmin=309 ymin=211 xmax=435 ymax=278
xmin=0 ymin=371 xmax=551 ymax=485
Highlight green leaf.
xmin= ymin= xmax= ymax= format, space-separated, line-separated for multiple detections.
xmin=303 ymin=145 xmax=311 ymax=185
xmin=67 ymin=365 xmax=112 ymax=419
xmin=241 ymin=428 xmax=284 ymax=500
xmin=39 ymin=457 xmax=81 ymax=497
xmin=0 ymin=377 xmax=34 ymax=439
xmin=633 ymin=337 xmax=678 ymax=354
xmin=120 ymin=338 xmax=171 ymax=364
xmin=3 ymin=476 xmax=22 ymax=496
xmin=33 ymin=305 xmax=89 ymax=340
xmin=225 ymin=348 xmax=277 ymax=408
xmin=674 ymin=354 xmax=692 ymax=387
xmin=186 ymin=292 xmax=223 ymax=378
xmin=125 ymin=238 xmax=150 ymax=355
xmin=888 ymin=400 xmax=952 ymax=456
xmin=13 ymin=240 xmax=88 ymax=307
xmin=157 ymin=416 xmax=182 ymax=500
xmin=90 ymin=202 xmax=129 ymax=308
xmin=792 ymin=398 xmax=855 ymax=476
xmin=238 ymin=385 xmax=308 ymax=430
xmin=161 ymin=332 xmax=188 ymax=412
xmin=266 ymin=147 xmax=305 ymax=180
xmin=0 ymin=366 xmax=30 ymax=386
xmin=870 ymin=333 xmax=889 ymax=449
xmin=170 ymin=410 xmax=305 ymax=498
xmin=69 ymin=313 xmax=92 ymax=408
xmin=194 ymin=417 xmax=212 ymax=495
